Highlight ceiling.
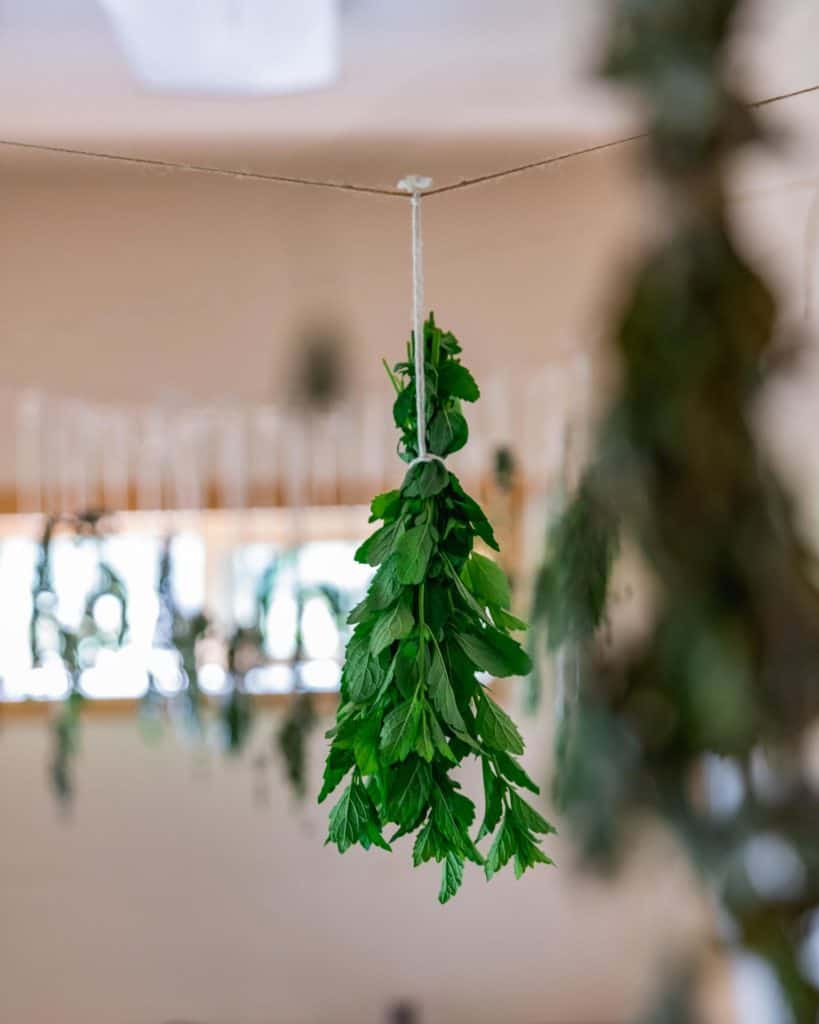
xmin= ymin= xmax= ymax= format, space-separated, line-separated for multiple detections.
xmin=1 ymin=0 xmax=818 ymax=190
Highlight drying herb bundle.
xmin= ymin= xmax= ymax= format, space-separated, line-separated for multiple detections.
xmin=277 ymin=691 xmax=317 ymax=799
xmin=151 ymin=537 xmax=209 ymax=734
xmin=528 ymin=474 xmax=619 ymax=712
xmin=321 ymin=314 xmax=554 ymax=902
xmin=221 ymin=624 xmax=262 ymax=754
xmin=546 ymin=0 xmax=819 ymax=1019
xmin=30 ymin=512 xmax=129 ymax=801
xmin=533 ymin=476 xmax=618 ymax=655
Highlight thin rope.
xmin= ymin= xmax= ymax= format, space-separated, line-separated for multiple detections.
xmin=0 ymin=138 xmax=400 ymax=197
xmin=1 ymin=81 xmax=817 ymax=199
xmin=425 ymin=134 xmax=646 ymax=197
xmin=751 ymin=82 xmax=819 ymax=109
xmin=398 ymin=175 xmax=441 ymax=467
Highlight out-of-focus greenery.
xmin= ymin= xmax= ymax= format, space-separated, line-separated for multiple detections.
xmin=26 ymin=518 xmax=353 ymax=804
xmin=258 ymin=549 xmax=348 ymax=799
xmin=536 ymin=1 xmax=819 ymax=1020
xmin=30 ymin=512 xmax=129 ymax=800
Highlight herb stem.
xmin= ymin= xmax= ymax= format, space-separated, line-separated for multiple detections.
xmin=418 ymin=581 xmax=427 ymax=694
xmin=382 ymin=358 xmax=402 ymax=395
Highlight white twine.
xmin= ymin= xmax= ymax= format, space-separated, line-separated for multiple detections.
xmin=398 ymin=175 xmax=444 ymax=470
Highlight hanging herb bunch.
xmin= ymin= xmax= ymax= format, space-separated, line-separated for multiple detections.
xmin=30 ymin=511 xmax=129 ymax=801
xmin=543 ymin=0 xmax=819 ymax=1018
xmin=274 ymin=572 xmax=345 ymax=800
xmin=150 ymin=537 xmax=210 ymax=735
xmin=527 ymin=472 xmax=619 ymax=715
xmin=321 ymin=314 xmax=554 ymax=902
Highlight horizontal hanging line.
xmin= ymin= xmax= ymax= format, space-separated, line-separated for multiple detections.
xmin=751 ymin=81 xmax=819 ymax=109
xmin=424 ymin=82 xmax=819 ymax=198
xmin=1 ymin=81 xmax=817 ymax=198
xmin=0 ymin=137 xmax=402 ymax=197
xmin=424 ymin=134 xmax=646 ymax=197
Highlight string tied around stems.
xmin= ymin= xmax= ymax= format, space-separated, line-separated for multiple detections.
xmin=397 ymin=175 xmax=445 ymax=471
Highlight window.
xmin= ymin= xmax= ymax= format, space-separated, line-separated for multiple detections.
xmin=0 ymin=507 xmax=371 ymax=703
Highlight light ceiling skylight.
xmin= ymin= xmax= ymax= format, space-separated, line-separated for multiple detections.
xmin=97 ymin=0 xmax=340 ymax=95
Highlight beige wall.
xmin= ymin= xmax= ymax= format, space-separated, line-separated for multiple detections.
xmin=0 ymin=709 xmax=709 ymax=1024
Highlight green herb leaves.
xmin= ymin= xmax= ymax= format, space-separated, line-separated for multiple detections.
xmin=321 ymin=314 xmax=555 ymax=902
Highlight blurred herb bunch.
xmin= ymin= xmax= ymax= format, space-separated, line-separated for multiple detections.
xmin=26 ymin=515 xmax=352 ymax=803
xmin=533 ymin=0 xmax=819 ymax=1020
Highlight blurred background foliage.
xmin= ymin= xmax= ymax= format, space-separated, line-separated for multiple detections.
xmin=532 ymin=1 xmax=819 ymax=1020
xmin=28 ymin=513 xmax=351 ymax=805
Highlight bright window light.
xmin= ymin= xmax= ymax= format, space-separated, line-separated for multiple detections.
xmin=98 ymin=0 xmax=340 ymax=95
xmin=0 ymin=510 xmax=369 ymax=703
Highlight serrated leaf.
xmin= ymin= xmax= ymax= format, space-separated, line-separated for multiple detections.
xmin=432 ymin=785 xmax=482 ymax=864
xmin=512 ymin=828 xmax=554 ymax=878
xmin=429 ymin=409 xmax=468 ymax=457
xmin=363 ymin=817 xmax=392 ymax=852
xmin=415 ymin=709 xmax=436 ymax=762
xmin=438 ymin=361 xmax=480 ymax=402
xmin=476 ymin=691 xmax=525 ymax=755
xmin=380 ymin=699 xmax=422 ymax=764
xmin=444 ymin=558 xmax=494 ymax=626
xmin=439 ymin=330 xmax=461 ymax=355
xmin=393 ymin=386 xmax=415 ymax=430
xmin=495 ymin=750 xmax=540 ymax=794
xmin=449 ymin=478 xmax=499 ymax=551
xmin=478 ymin=759 xmax=504 ymax=839
xmin=387 ymin=757 xmax=432 ymax=828
xmin=370 ymin=489 xmax=401 ymax=523
xmin=342 ymin=628 xmax=381 ymax=702
xmin=509 ymin=791 xmax=557 ymax=835
xmin=394 ymin=522 xmax=435 ymax=585
xmin=485 ymin=815 xmax=516 ymax=879
xmin=352 ymin=715 xmax=382 ymax=774
xmin=355 ymin=520 xmax=401 ymax=567
xmin=455 ymin=627 xmax=532 ymax=678
xmin=427 ymin=643 xmax=467 ymax=733
xmin=413 ymin=820 xmax=447 ymax=866
xmin=402 ymin=459 xmax=449 ymax=499
xmin=348 ymin=557 xmax=405 ymax=625
xmin=317 ymin=745 xmax=354 ymax=803
xmin=327 ymin=780 xmax=370 ymax=853
xmin=492 ymin=608 xmax=528 ymax=632
xmin=350 ymin=657 xmax=381 ymax=703
xmin=368 ymin=555 xmax=405 ymax=609
xmin=429 ymin=713 xmax=457 ymax=763
xmin=439 ymin=852 xmax=465 ymax=904
xmin=394 ymin=638 xmax=419 ymax=700
xmin=370 ymin=593 xmax=414 ymax=656
xmin=465 ymin=552 xmax=511 ymax=611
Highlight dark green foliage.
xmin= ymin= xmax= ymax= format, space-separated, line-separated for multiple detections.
xmin=603 ymin=0 xmax=758 ymax=176
xmin=527 ymin=476 xmax=619 ymax=712
xmin=266 ymin=555 xmax=349 ymax=800
xmin=27 ymin=523 xmax=352 ymax=802
xmin=532 ymin=478 xmax=618 ymax=654
xmin=153 ymin=537 xmax=210 ymax=733
xmin=51 ymin=690 xmax=83 ymax=803
xmin=277 ymin=691 xmax=317 ymax=799
xmin=322 ymin=314 xmax=554 ymax=902
xmin=548 ymin=0 xmax=819 ymax=1019
xmin=222 ymin=625 xmax=262 ymax=754
xmin=29 ymin=513 xmax=130 ymax=801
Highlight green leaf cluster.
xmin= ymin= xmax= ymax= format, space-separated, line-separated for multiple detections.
xmin=321 ymin=314 xmax=554 ymax=902
xmin=533 ymin=475 xmax=618 ymax=651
